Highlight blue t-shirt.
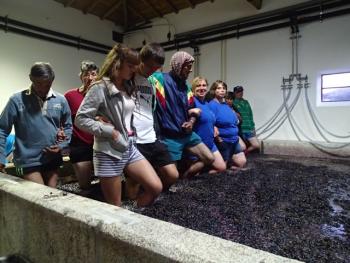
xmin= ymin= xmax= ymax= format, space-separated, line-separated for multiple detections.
xmin=208 ymin=100 xmax=239 ymax=143
xmin=5 ymin=134 xmax=15 ymax=157
xmin=193 ymin=97 xmax=216 ymax=150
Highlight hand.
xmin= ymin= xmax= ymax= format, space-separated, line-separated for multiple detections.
xmin=56 ymin=127 xmax=67 ymax=143
xmin=112 ymin=129 xmax=120 ymax=141
xmin=214 ymin=126 xmax=220 ymax=137
xmin=215 ymin=136 xmax=223 ymax=144
xmin=181 ymin=121 xmax=193 ymax=134
xmin=0 ymin=163 xmax=6 ymax=174
xmin=188 ymin=108 xmax=201 ymax=117
xmin=96 ymin=115 xmax=112 ymax=125
xmin=43 ymin=145 xmax=61 ymax=154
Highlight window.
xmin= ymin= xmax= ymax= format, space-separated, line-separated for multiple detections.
xmin=321 ymin=72 xmax=350 ymax=102
xmin=317 ymin=71 xmax=350 ymax=107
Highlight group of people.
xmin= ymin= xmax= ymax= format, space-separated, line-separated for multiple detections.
xmin=0 ymin=42 xmax=259 ymax=207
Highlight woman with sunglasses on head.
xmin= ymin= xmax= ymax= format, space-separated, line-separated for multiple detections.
xmin=75 ymin=44 xmax=162 ymax=207
xmin=65 ymin=60 xmax=99 ymax=191
xmin=208 ymin=80 xmax=246 ymax=170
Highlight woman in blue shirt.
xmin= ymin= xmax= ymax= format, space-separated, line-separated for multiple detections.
xmin=191 ymin=77 xmax=226 ymax=173
xmin=208 ymin=80 xmax=246 ymax=169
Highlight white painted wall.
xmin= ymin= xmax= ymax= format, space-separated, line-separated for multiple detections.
xmin=1 ymin=0 xmax=349 ymax=142
xmin=0 ymin=0 xmax=118 ymax=110
xmin=125 ymin=0 xmax=350 ymax=142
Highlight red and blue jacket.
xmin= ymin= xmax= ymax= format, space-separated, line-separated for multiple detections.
xmin=148 ymin=72 xmax=194 ymax=138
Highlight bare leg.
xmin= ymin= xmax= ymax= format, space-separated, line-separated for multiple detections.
xmin=100 ymin=176 xmax=122 ymax=206
xmin=209 ymin=151 xmax=226 ymax=174
xmin=125 ymin=176 xmax=140 ymax=200
xmin=185 ymin=143 xmax=215 ymax=177
xmin=239 ymin=137 xmax=247 ymax=152
xmin=43 ymin=169 xmax=59 ymax=188
xmin=157 ymin=163 xmax=179 ymax=190
xmin=182 ymin=161 xmax=205 ymax=178
xmin=72 ymin=161 xmax=93 ymax=190
xmin=247 ymin=137 xmax=260 ymax=153
xmin=231 ymin=152 xmax=247 ymax=169
xmin=23 ymin=172 xmax=45 ymax=185
xmin=124 ymin=159 xmax=162 ymax=207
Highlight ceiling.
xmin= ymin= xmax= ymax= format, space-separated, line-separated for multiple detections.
xmin=53 ymin=0 xmax=262 ymax=32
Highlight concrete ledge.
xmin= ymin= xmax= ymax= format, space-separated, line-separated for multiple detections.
xmin=0 ymin=173 xmax=302 ymax=263
xmin=262 ymin=140 xmax=350 ymax=159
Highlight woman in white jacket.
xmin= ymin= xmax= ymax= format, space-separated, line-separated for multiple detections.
xmin=75 ymin=44 xmax=162 ymax=207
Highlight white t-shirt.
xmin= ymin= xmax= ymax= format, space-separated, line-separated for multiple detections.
xmin=120 ymin=91 xmax=135 ymax=133
xmin=133 ymin=73 xmax=157 ymax=143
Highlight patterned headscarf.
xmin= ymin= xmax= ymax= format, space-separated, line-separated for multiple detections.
xmin=170 ymin=51 xmax=194 ymax=77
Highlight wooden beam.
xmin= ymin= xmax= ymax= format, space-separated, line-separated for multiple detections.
xmin=165 ymin=0 xmax=179 ymax=13
xmin=127 ymin=3 xmax=148 ymax=22
xmin=143 ymin=0 xmax=163 ymax=17
xmin=184 ymin=0 xmax=195 ymax=9
xmin=84 ymin=0 xmax=102 ymax=13
xmin=102 ymin=0 xmax=122 ymax=20
xmin=64 ymin=0 xmax=76 ymax=7
xmin=123 ymin=0 xmax=128 ymax=29
xmin=246 ymin=0 xmax=262 ymax=10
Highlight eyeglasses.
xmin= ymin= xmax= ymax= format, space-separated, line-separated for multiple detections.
xmin=82 ymin=71 xmax=98 ymax=78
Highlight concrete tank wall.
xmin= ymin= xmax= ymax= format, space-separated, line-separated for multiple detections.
xmin=0 ymin=173 xmax=301 ymax=263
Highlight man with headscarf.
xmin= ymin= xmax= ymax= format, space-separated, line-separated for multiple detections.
xmin=149 ymin=51 xmax=214 ymax=177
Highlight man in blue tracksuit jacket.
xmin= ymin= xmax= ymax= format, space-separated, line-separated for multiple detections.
xmin=0 ymin=62 xmax=72 ymax=187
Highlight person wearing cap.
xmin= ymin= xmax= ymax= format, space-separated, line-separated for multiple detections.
xmin=225 ymin=91 xmax=247 ymax=152
xmin=149 ymin=51 xmax=214 ymax=177
xmin=233 ymin=85 xmax=260 ymax=154
xmin=64 ymin=60 xmax=99 ymax=190
xmin=0 ymin=62 xmax=72 ymax=187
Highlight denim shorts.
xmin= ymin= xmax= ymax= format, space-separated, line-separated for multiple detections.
xmin=216 ymin=140 xmax=242 ymax=161
xmin=241 ymin=131 xmax=256 ymax=141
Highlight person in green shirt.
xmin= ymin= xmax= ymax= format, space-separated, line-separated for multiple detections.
xmin=233 ymin=86 xmax=260 ymax=154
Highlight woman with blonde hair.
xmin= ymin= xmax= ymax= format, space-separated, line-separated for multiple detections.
xmin=190 ymin=76 xmax=226 ymax=174
xmin=75 ymin=44 xmax=162 ymax=207
xmin=208 ymin=80 xmax=246 ymax=169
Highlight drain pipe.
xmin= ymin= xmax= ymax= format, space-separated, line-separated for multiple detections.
xmin=192 ymin=45 xmax=200 ymax=77
xmin=220 ymin=38 xmax=227 ymax=83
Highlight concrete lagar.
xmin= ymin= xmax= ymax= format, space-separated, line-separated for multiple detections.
xmin=0 ymin=173 xmax=302 ymax=263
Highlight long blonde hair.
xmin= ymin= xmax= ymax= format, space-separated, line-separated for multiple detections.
xmin=97 ymin=43 xmax=140 ymax=95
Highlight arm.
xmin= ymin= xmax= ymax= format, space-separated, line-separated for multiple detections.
xmin=0 ymin=99 xmax=17 ymax=170
xmin=247 ymin=101 xmax=255 ymax=127
xmin=182 ymin=108 xmax=202 ymax=133
xmin=75 ymin=85 xmax=115 ymax=139
xmin=58 ymin=99 xmax=72 ymax=149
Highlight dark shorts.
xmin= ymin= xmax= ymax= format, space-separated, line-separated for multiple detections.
xmin=137 ymin=140 xmax=174 ymax=168
xmin=69 ymin=145 xmax=93 ymax=163
xmin=217 ymin=140 xmax=242 ymax=161
xmin=69 ymin=136 xmax=93 ymax=163
xmin=15 ymin=155 xmax=63 ymax=177
xmin=241 ymin=131 xmax=256 ymax=141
